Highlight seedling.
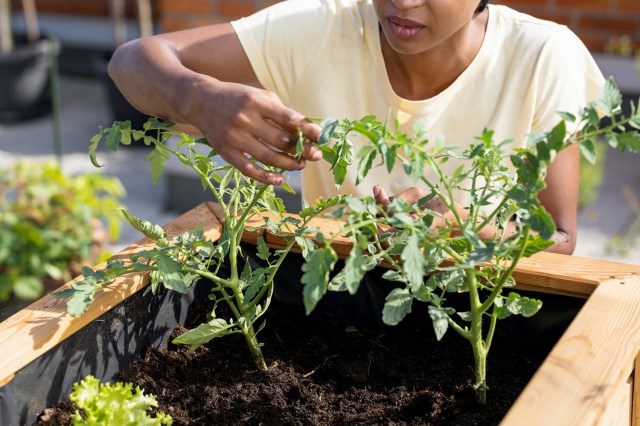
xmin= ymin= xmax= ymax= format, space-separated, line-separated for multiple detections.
xmin=69 ymin=375 xmax=172 ymax=425
xmin=302 ymin=77 xmax=640 ymax=404
xmin=55 ymin=119 xmax=343 ymax=370
xmin=56 ymin=78 xmax=639 ymax=406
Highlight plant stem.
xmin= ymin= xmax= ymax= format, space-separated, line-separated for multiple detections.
xmin=242 ymin=321 xmax=267 ymax=371
xmin=478 ymin=226 xmax=531 ymax=314
xmin=467 ymin=269 xmax=488 ymax=404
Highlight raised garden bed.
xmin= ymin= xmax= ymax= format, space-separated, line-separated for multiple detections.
xmin=1 ymin=202 xmax=639 ymax=425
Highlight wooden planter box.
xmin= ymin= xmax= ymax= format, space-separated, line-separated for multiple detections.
xmin=1 ymin=202 xmax=639 ymax=425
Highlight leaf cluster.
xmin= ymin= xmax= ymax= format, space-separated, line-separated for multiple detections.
xmin=69 ymin=375 xmax=172 ymax=426
xmin=300 ymin=78 xmax=640 ymax=403
xmin=61 ymin=119 xmax=348 ymax=368
xmin=0 ymin=160 xmax=125 ymax=301
xmin=306 ymin=78 xmax=640 ymax=340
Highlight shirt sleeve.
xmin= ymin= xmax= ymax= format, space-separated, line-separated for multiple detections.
xmin=532 ymin=26 xmax=605 ymax=135
xmin=230 ymin=0 xmax=331 ymax=105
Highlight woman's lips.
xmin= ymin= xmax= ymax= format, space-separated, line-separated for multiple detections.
xmin=387 ymin=16 xmax=425 ymax=39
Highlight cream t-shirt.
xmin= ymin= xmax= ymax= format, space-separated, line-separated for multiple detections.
xmin=231 ymin=0 xmax=604 ymax=205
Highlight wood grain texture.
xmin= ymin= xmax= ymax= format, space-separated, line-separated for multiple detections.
xmin=600 ymin=375 xmax=633 ymax=426
xmin=0 ymin=203 xmax=222 ymax=383
xmin=502 ymin=276 xmax=640 ymax=425
xmin=2 ymin=202 xmax=639 ymax=426
xmin=231 ymin=207 xmax=640 ymax=297
xmin=634 ymin=354 xmax=640 ymax=426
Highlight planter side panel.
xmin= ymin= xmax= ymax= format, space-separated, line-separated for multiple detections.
xmin=0 ymin=282 xmax=211 ymax=426
xmin=503 ymin=277 xmax=640 ymax=425
xmin=601 ymin=373 xmax=633 ymax=426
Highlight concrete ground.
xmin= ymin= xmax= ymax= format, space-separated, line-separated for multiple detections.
xmin=0 ymin=75 xmax=638 ymax=264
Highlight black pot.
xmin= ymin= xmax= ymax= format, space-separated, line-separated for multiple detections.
xmin=0 ymin=35 xmax=59 ymax=122
xmin=93 ymin=50 xmax=150 ymax=131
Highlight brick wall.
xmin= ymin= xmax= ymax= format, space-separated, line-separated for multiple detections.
xmin=11 ymin=0 xmax=640 ymax=53
xmin=157 ymin=1 xmax=279 ymax=32
xmin=497 ymin=0 xmax=640 ymax=52
xmin=12 ymin=0 xmax=150 ymax=19
xmin=158 ymin=0 xmax=640 ymax=53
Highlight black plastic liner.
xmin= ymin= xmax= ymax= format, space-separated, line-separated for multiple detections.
xmin=0 ymin=282 xmax=210 ymax=426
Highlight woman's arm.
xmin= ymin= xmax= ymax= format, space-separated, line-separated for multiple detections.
xmin=537 ymin=143 xmax=580 ymax=254
xmin=108 ymin=24 xmax=322 ymax=185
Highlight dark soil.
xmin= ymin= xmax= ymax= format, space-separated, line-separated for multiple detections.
xmin=37 ymin=294 xmax=564 ymax=426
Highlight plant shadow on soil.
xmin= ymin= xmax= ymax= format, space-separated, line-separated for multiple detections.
xmin=36 ymin=284 xmax=584 ymax=426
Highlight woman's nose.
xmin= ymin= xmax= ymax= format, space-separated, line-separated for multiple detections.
xmin=390 ymin=0 xmax=427 ymax=10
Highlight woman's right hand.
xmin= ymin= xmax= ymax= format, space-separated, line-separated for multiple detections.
xmin=109 ymin=23 xmax=323 ymax=186
xmin=191 ymin=81 xmax=323 ymax=186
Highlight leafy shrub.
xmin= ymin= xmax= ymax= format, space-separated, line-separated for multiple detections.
xmin=0 ymin=160 xmax=125 ymax=301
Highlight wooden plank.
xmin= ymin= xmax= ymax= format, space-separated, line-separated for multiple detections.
xmin=600 ymin=373 xmax=633 ymax=426
xmin=512 ymin=252 xmax=640 ymax=297
xmin=0 ymin=203 xmax=222 ymax=383
xmin=634 ymin=353 xmax=640 ymax=426
xmin=236 ymin=209 xmax=640 ymax=297
xmin=502 ymin=276 xmax=640 ymax=425
xmin=205 ymin=201 xmax=266 ymax=244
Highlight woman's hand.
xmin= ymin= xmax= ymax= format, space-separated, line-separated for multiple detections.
xmin=372 ymin=185 xmax=456 ymax=230
xmin=372 ymin=185 xmax=504 ymax=243
xmin=109 ymin=23 xmax=323 ymax=186
xmin=190 ymin=81 xmax=323 ymax=185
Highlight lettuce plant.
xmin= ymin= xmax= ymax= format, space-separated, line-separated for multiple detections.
xmin=69 ymin=375 xmax=172 ymax=425
xmin=301 ymin=78 xmax=640 ymax=404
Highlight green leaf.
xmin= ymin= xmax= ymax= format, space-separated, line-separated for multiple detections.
xmin=172 ymin=318 xmax=232 ymax=353
xmin=411 ymin=283 xmax=432 ymax=302
xmin=382 ymin=288 xmax=413 ymax=326
xmin=427 ymin=270 xmax=467 ymax=293
xmin=147 ymin=146 xmax=169 ymax=185
xmin=615 ymin=131 xmax=640 ymax=153
xmin=579 ymin=139 xmax=597 ymax=165
xmin=343 ymin=244 xmax=368 ymax=295
xmin=66 ymin=277 xmax=101 ymax=317
xmin=597 ymin=76 xmax=622 ymax=117
xmin=256 ymin=236 xmax=270 ymax=261
xmin=52 ymin=288 xmax=77 ymax=298
xmin=496 ymin=292 xmax=543 ymax=319
xmin=457 ymin=311 xmax=472 ymax=322
xmin=461 ymin=243 xmax=495 ymax=268
xmin=105 ymin=126 xmax=123 ymax=151
xmin=319 ymin=119 xmax=339 ymax=145
xmin=43 ymin=263 xmax=63 ymax=280
xmin=381 ymin=269 xmax=407 ymax=283
xmin=428 ymin=305 xmax=450 ymax=341
xmin=119 ymin=209 xmax=168 ymax=244
xmin=401 ymin=233 xmax=424 ymax=293
xmin=301 ymin=247 xmax=337 ymax=315
xmin=88 ymin=133 xmax=103 ymax=168
xmin=527 ymin=207 xmax=556 ymax=240
xmin=295 ymin=236 xmax=316 ymax=260
xmin=70 ymin=375 xmax=172 ymax=425
xmin=356 ymin=146 xmax=377 ymax=185
xmin=547 ymin=120 xmax=566 ymax=152
xmin=156 ymin=252 xmax=189 ymax=293
xmin=556 ymin=111 xmax=576 ymax=122
xmin=522 ymin=235 xmax=555 ymax=257
xmin=505 ymin=292 xmax=542 ymax=317
xmin=328 ymin=268 xmax=348 ymax=292
xmin=244 ymin=268 xmax=267 ymax=304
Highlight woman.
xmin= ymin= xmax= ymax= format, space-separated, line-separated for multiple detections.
xmin=109 ymin=0 xmax=603 ymax=255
